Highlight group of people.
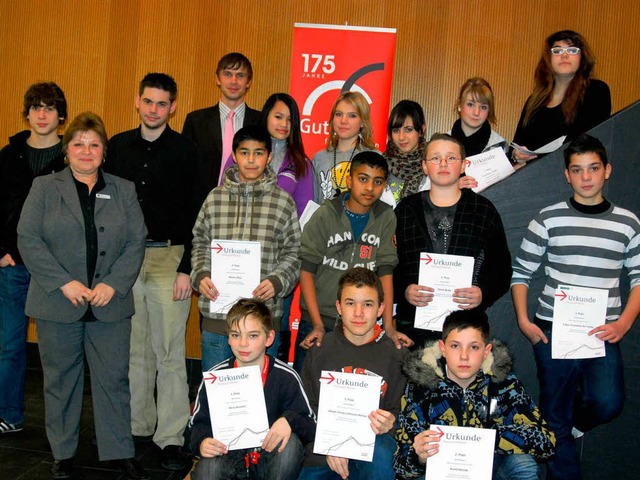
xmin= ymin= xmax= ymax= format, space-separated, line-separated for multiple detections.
xmin=0 ymin=28 xmax=636 ymax=480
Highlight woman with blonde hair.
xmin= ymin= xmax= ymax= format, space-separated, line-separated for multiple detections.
xmin=312 ymin=91 xmax=376 ymax=203
xmin=450 ymin=77 xmax=507 ymax=156
xmin=512 ymin=30 xmax=610 ymax=164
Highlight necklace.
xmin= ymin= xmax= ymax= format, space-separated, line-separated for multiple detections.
xmin=332 ymin=138 xmax=359 ymax=197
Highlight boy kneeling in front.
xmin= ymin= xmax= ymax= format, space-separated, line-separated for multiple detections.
xmin=189 ymin=299 xmax=315 ymax=479
xmin=394 ymin=310 xmax=555 ymax=479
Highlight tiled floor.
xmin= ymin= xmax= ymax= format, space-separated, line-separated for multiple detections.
xmin=0 ymin=345 xmax=199 ymax=480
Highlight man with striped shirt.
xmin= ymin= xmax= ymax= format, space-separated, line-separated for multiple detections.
xmin=511 ymin=134 xmax=640 ymax=480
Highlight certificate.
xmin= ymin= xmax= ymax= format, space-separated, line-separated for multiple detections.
xmin=426 ymin=425 xmax=496 ymax=480
xmin=203 ymin=365 xmax=270 ymax=450
xmin=415 ymin=253 xmax=474 ymax=331
xmin=210 ymin=239 xmax=261 ymax=314
xmin=552 ymin=285 xmax=607 ymax=359
xmin=313 ymin=371 xmax=382 ymax=462
xmin=511 ymin=135 xmax=567 ymax=155
xmin=465 ymin=148 xmax=515 ymax=193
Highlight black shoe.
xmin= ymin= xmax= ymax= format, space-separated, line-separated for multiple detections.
xmin=0 ymin=417 xmax=24 ymax=434
xmin=161 ymin=444 xmax=188 ymax=471
xmin=51 ymin=458 xmax=74 ymax=479
xmin=110 ymin=458 xmax=150 ymax=480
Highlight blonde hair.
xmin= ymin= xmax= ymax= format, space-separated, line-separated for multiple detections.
xmin=455 ymin=77 xmax=497 ymax=127
xmin=326 ymin=91 xmax=375 ymax=150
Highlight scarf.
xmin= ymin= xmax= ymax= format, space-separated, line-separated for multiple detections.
xmin=450 ymin=118 xmax=491 ymax=157
xmin=383 ymin=136 xmax=426 ymax=199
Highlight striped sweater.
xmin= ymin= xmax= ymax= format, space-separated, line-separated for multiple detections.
xmin=511 ymin=199 xmax=640 ymax=322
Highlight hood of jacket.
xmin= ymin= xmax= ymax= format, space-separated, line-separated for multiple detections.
xmin=221 ymin=164 xmax=278 ymax=239
xmin=403 ymin=338 xmax=513 ymax=389
xmin=222 ymin=164 xmax=277 ymax=197
xmin=8 ymin=130 xmax=32 ymax=149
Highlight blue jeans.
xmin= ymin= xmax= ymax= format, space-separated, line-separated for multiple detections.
xmin=0 ymin=264 xmax=30 ymax=425
xmin=298 ymin=434 xmax=396 ymax=480
xmin=191 ymin=433 xmax=303 ymax=480
xmin=493 ymin=453 xmax=540 ymax=480
xmin=533 ymin=324 xmax=624 ymax=480
xmin=201 ymin=330 xmax=280 ymax=372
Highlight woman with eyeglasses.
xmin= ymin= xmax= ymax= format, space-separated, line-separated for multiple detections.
xmin=512 ymin=30 xmax=611 ymax=165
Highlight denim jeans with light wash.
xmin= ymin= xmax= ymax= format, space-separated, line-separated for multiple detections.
xmin=493 ymin=453 xmax=541 ymax=479
xmin=298 ymin=433 xmax=396 ymax=480
xmin=200 ymin=330 xmax=280 ymax=372
xmin=533 ymin=322 xmax=624 ymax=480
xmin=0 ymin=264 xmax=30 ymax=425
xmin=191 ymin=432 xmax=304 ymax=480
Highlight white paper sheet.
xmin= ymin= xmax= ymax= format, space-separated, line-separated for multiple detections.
xmin=552 ymin=285 xmax=607 ymax=359
xmin=313 ymin=371 xmax=382 ymax=462
xmin=203 ymin=365 xmax=270 ymax=450
xmin=415 ymin=253 xmax=474 ymax=331
xmin=209 ymin=239 xmax=261 ymax=314
xmin=465 ymin=147 xmax=515 ymax=193
xmin=425 ymin=425 xmax=496 ymax=480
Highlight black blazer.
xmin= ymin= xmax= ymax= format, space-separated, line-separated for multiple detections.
xmin=182 ymin=103 xmax=261 ymax=205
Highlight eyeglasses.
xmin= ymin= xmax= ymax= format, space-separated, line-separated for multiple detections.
xmin=550 ymin=46 xmax=581 ymax=56
xmin=426 ymin=155 xmax=461 ymax=164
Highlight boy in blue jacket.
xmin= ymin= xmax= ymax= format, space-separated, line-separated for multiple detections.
xmin=189 ymin=299 xmax=316 ymax=480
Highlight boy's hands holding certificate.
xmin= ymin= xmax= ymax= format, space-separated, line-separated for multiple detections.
xmin=413 ymin=429 xmax=441 ymax=464
xmin=261 ymin=417 xmax=292 ymax=453
xmin=199 ymin=437 xmax=228 ymax=458
xmin=198 ymin=276 xmax=219 ymax=302
xmin=405 ymin=284 xmax=435 ymax=307
xmin=369 ymin=408 xmax=395 ymax=435
xmin=453 ymin=286 xmax=482 ymax=310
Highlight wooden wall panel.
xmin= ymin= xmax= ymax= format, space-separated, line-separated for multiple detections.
xmin=4 ymin=0 xmax=639 ymax=359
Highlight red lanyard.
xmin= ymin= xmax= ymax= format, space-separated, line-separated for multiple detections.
xmin=234 ymin=355 xmax=269 ymax=387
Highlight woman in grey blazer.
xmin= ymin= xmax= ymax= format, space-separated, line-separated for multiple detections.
xmin=17 ymin=112 xmax=149 ymax=480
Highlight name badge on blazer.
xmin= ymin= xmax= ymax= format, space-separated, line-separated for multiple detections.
xmin=96 ymin=193 xmax=111 ymax=199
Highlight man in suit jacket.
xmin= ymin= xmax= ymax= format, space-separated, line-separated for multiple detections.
xmin=182 ymin=52 xmax=261 ymax=206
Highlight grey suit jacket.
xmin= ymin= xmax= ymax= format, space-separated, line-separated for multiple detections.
xmin=182 ymin=103 xmax=261 ymax=205
xmin=17 ymin=167 xmax=147 ymax=323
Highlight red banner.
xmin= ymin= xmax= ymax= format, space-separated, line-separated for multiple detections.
xmin=289 ymin=23 xmax=397 ymax=158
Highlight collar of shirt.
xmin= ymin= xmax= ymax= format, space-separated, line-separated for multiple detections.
xmin=134 ymin=124 xmax=173 ymax=149
xmin=219 ymin=101 xmax=246 ymax=132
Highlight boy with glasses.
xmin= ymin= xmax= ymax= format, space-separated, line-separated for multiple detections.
xmin=393 ymin=133 xmax=511 ymax=347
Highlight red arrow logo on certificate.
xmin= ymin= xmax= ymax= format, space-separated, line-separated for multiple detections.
xmin=212 ymin=243 xmax=223 ymax=254
xmin=465 ymin=159 xmax=472 ymax=168
xmin=320 ymin=372 xmax=335 ymax=384
xmin=555 ymin=290 xmax=567 ymax=301
xmin=420 ymin=254 xmax=433 ymax=265
xmin=204 ymin=373 xmax=217 ymax=384
xmin=435 ymin=426 xmax=445 ymax=438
